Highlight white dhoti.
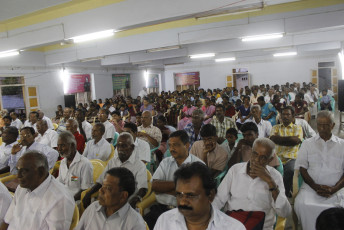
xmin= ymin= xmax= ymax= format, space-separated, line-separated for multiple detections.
xmin=295 ymin=184 xmax=344 ymax=230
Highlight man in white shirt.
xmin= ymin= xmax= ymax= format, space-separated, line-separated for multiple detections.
xmin=76 ymin=167 xmax=146 ymax=230
xmin=145 ymin=130 xmax=204 ymax=229
xmin=35 ymin=120 xmax=58 ymax=148
xmin=245 ymin=105 xmax=272 ymax=138
xmin=155 ymin=162 xmax=245 ymax=230
xmin=9 ymin=113 xmax=22 ymax=130
xmin=0 ymin=182 xmax=12 ymax=226
xmin=0 ymin=127 xmax=18 ymax=173
xmin=57 ymin=131 xmax=93 ymax=201
xmin=137 ymin=111 xmax=162 ymax=149
xmin=1 ymin=151 xmax=75 ymax=230
xmin=294 ymin=111 xmax=344 ymax=230
xmin=138 ymin=87 xmax=148 ymax=100
xmin=37 ymin=110 xmax=54 ymax=130
xmin=98 ymin=109 xmax=116 ymax=143
xmin=10 ymin=127 xmax=59 ymax=174
xmin=75 ymin=109 xmax=92 ymax=141
xmin=213 ymin=138 xmax=291 ymax=230
xmin=23 ymin=111 xmax=39 ymax=132
xmin=56 ymin=107 xmax=72 ymax=134
xmin=82 ymin=132 xmax=147 ymax=210
xmin=83 ymin=123 xmax=112 ymax=161
xmin=123 ymin=122 xmax=150 ymax=163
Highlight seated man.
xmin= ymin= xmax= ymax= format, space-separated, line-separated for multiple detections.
xmin=66 ymin=119 xmax=85 ymax=154
xmin=123 ymin=122 xmax=150 ymax=163
xmin=9 ymin=113 xmax=22 ymax=130
xmin=1 ymin=151 xmax=75 ymax=230
xmin=184 ymin=109 xmax=205 ymax=147
xmin=0 ymin=127 xmax=18 ymax=173
xmin=76 ymin=167 xmax=146 ymax=230
xmin=83 ymin=123 xmax=112 ymax=161
xmin=320 ymin=89 xmax=332 ymax=111
xmin=98 ymin=109 xmax=116 ymax=143
xmin=57 ymin=132 xmax=93 ymax=201
xmin=82 ymin=132 xmax=147 ymax=210
xmin=75 ymin=109 xmax=92 ymax=141
xmin=213 ymin=138 xmax=292 ymax=230
xmin=23 ymin=111 xmax=39 ymax=132
xmin=155 ymin=162 xmax=245 ymax=230
xmin=56 ymin=107 xmax=72 ymax=134
xmin=0 ymin=181 xmax=12 ymax=225
xmin=220 ymin=128 xmax=238 ymax=160
xmin=294 ymin=111 xmax=344 ymax=230
xmin=228 ymin=122 xmax=279 ymax=169
xmin=37 ymin=110 xmax=54 ymax=130
xmin=210 ymin=104 xmax=236 ymax=144
xmin=10 ymin=127 xmax=59 ymax=175
xmin=35 ymin=120 xmax=58 ymax=149
xmin=137 ymin=111 xmax=162 ymax=149
xmin=145 ymin=130 xmax=204 ymax=229
xmin=245 ymin=104 xmax=272 ymax=138
xmin=190 ymin=124 xmax=228 ymax=177
xmin=0 ymin=116 xmax=12 ymax=133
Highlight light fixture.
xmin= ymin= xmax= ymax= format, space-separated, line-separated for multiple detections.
xmin=189 ymin=53 xmax=215 ymax=59
xmin=242 ymin=33 xmax=283 ymax=42
xmin=147 ymin=45 xmax=181 ymax=53
xmin=71 ymin=29 xmax=115 ymax=43
xmin=215 ymin=57 xmax=236 ymax=62
xmin=0 ymin=50 xmax=20 ymax=58
xmin=338 ymin=51 xmax=344 ymax=80
xmin=273 ymin=52 xmax=297 ymax=57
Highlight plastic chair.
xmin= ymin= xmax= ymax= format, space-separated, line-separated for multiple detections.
xmin=104 ymin=145 xmax=115 ymax=165
xmin=291 ymin=169 xmax=304 ymax=230
xmin=112 ymin=132 xmax=120 ymax=147
xmin=146 ymin=145 xmax=160 ymax=172
xmin=52 ymin=123 xmax=58 ymax=130
xmin=136 ymin=170 xmax=153 ymax=215
xmin=80 ymin=160 xmax=105 ymax=215
xmin=215 ymin=166 xmax=229 ymax=188
xmin=0 ymin=137 xmax=2 ymax=145
xmin=69 ymin=205 xmax=79 ymax=230
xmin=49 ymin=160 xmax=61 ymax=175
xmin=0 ymin=174 xmax=17 ymax=184
xmin=273 ymin=156 xmax=286 ymax=230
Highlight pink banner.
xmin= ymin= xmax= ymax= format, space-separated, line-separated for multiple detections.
xmin=174 ymin=72 xmax=200 ymax=85
xmin=66 ymin=74 xmax=91 ymax=94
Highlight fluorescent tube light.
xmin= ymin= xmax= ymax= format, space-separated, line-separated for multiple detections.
xmin=189 ymin=53 xmax=215 ymax=59
xmin=71 ymin=30 xmax=115 ymax=43
xmin=242 ymin=33 xmax=283 ymax=42
xmin=273 ymin=52 xmax=297 ymax=57
xmin=215 ymin=57 xmax=236 ymax=62
xmin=338 ymin=51 xmax=344 ymax=80
xmin=147 ymin=45 xmax=180 ymax=53
xmin=0 ymin=50 xmax=19 ymax=58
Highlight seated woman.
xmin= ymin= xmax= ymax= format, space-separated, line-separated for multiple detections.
xmin=140 ymin=97 xmax=154 ymax=112
xmin=292 ymin=93 xmax=309 ymax=121
xmin=257 ymin=96 xmax=277 ymax=126
xmin=236 ymin=96 xmax=251 ymax=129
xmin=177 ymin=99 xmax=196 ymax=130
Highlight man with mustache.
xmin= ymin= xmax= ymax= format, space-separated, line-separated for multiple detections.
xmin=154 ymin=162 xmax=245 ymax=230
xmin=75 ymin=167 xmax=146 ymax=230
xmin=82 ymin=132 xmax=147 ymax=210
xmin=144 ymin=130 xmax=204 ymax=229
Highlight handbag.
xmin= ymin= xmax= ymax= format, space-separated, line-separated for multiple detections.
xmin=226 ymin=210 xmax=265 ymax=230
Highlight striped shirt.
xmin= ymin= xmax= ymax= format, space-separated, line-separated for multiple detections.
xmin=270 ymin=123 xmax=303 ymax=162
xmin=210 ymin=117 xmax=237 ymax=139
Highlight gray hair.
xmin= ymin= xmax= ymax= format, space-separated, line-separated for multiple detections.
xmin=58 ymin=131 xmax=77 ymax=149
xmin=67 ymin=118 xmax=78 ymax=128
xmin=192 ymin=108 xmax=205 ymax=117
xmin=119 ymin=132 xmax=134 ymax=145
xmin=252 ymin=137 xmax=275 ymax=158
xmin=317 ymin=111 xmax=335 ymax=124
xmin=21 ymin=150 xmax=49 ymax=172
xmin=251 ymin=104 xmax=261 ymax=111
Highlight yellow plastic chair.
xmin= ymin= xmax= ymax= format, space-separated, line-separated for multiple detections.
xmin=69 ymin=205 xmax=79 ymax=230
xmin=104 ymin=145 xmax=115 ymax=165
xmin=80 ymin=160 xmax=105 ymax=215
xmin=0 ymin=174 xmax=17 ymax=184
xmin=0 ymin=172 xmax=10 ymax=178
xmin=52 ymin=123 xmax=58 ymax=130
xmin=145 ymin=222 xmax=149 ymax=230
xmin=136 ymin=170 xmax=155 ymax=216
xmin=49 ymin=160 xmax=61 ymax=175
xmin=90 ymin=159 xmax=106 ymax=167
xmin=0 ymin=137 xmax=2 ymax=145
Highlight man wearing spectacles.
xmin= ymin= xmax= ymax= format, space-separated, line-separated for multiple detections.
xmin=213 ymin=138 xmax=291 ymax=230
xmin=154 ymin=162 xmax=245 ymax=230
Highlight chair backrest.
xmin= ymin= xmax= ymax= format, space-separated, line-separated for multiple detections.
xmin=143 ymin=170 xmax=152 ymax=200
xmin=105 ymin=145 xmax=115 ymax=165
xmin=112 ymin=132 xmax=120 ymax=146
xmin=69 ymin=205 xmax=79 ymax=230
xmin=90 ymin=160 xmax=105 ymax=183
xmin=52 ymin=123 xmax=58 ymax=130
xmin=0 ymin=137 xmax=2 ymax=145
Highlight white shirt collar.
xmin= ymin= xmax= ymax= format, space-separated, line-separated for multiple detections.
xmin=314 ymin=133 xmax=339 ymax=143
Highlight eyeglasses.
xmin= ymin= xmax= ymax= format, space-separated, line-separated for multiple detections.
xmin=175 ymin=192 xmax=200 ymax=200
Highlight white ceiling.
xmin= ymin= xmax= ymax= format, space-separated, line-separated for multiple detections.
xmin=0 ymin=0 xmax=71 ymax=21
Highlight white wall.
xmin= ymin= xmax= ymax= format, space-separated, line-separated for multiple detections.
xmin=163 ymin=54 xmax=340 ymax=91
